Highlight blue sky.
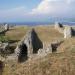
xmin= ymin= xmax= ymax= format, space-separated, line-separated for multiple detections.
xmin=0 ymin=0 xmax=75 ymax=22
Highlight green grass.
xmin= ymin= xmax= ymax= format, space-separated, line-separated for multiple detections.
xmin=0 ymin=35 xmax=9 ymax=42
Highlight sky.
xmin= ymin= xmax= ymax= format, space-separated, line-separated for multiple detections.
xmin=0 ymin=0 xmax=75 ymax=22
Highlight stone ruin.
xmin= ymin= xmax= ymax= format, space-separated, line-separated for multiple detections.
xmin=54 ymin=22 xmax=75 ymax=38
xmin=4 ymin=23 xmax=9 ymax=31
xmin=0 ymin=23 xmax=9 ymax=35
xmin=55 ymin=22 xmax=63 ymax=29
xmin=37 ymin=43 xmax=52 ymax=57
xmin=55 ymin=22 xmax=64 ymax=33
xmin=15 ymin=28 xmax=43 ymax=62
xmin=0 ymin=23 xmax=74 ymax=63
xmin=0 ymin=42 xmax=9 ymax=52
xmin=64 ymin=26 xmax=72 ymax=38
xmin=14 ymin=28 xmax=64 ymax=62
xmin=0 ymin=27 xmax=65 ymax=62
xmin=37 ymin=40 xmax=63 ymax=57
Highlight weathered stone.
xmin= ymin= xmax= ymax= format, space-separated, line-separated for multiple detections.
xmin=55 ymin=22 xmax=64 ymax=33
xmin=2 ymin=43 xmax=9 ymax=51
xmin=15 ymin=28 xmax=43 ymax=62
xmin=38 ymin=49 xmax=45 ymax=55
xmin=64 ymin=26 xmax=72 ymax=38
xmin=38 ymin=43 xmax=52 ymax=57
xmin=46 ymin=44 xmax=52 ymax=53
xmin=55 ymin=22 xmax=63 ymax=29
xmin=4 ymin=24 xmax=9 ymax=31
xmin=50 ymin=40 xmax=64 ymax=53
xmin=0 ymin=42 xmax=9 ymax=52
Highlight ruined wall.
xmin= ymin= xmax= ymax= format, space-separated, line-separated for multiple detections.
xmin=15 ymin=28 xmax=43 ymax=62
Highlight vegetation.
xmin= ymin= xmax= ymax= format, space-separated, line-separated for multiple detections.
xmin=3 ymin=48 xmax=75 ymax=75
xmin=0 ymin=35 xmax=9 ymax=42
xmin=0 ymin=25 xmax=75 ymax=75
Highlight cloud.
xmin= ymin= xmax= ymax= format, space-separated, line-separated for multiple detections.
xmin=0 ymin=6 xmax=27 ymax=18
xmin=66 ymin=0 xmax=75 ymax=4
xmin=0 ymin=0 xmax=75 ymax=22
xmin=30 ymin=0 xmax=75 ymax=17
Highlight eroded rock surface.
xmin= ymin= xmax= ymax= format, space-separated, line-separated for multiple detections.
xmin=15 ymin=28 xmax=43 ymax=62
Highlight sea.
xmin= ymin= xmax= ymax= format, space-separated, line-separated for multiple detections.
xmin=1 ymin=21 xmax=75 ymax=26
xmin=11 ymin=21 xmax=75 ymax=26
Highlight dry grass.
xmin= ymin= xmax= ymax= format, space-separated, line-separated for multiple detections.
xmin=58 ymin=37 xmax=75 ymax=52
xmin=34 ymin=26 xmax=63 ymax=43
xmin=5 ymin=26 xmax=31 ymax=41
xmin=1 ymin=25 xmax=75 ymax=75
xmin=3 ymin=50 xmax=75 ymax=75
xmin=5 ymin=25 xmax=63 ymax=50
xmin=6 ymin=25 xmax=63 ymax=44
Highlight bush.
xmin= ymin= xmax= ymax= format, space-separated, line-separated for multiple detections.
xmin=0 ymin=35 xmax=9 ymax=42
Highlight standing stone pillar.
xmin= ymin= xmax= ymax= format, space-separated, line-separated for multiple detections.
xmin=55 ymin=22 xmax=63 ymax=29
xmin=4 ymin=24 xmax=9 ymax=31
xmin=64 ymin=26 xmax=72 ymax=38
xmin=55 ymin=22 xmax=59 ymax=29
xmin=24 ymin=37 xmax=33 ymax=57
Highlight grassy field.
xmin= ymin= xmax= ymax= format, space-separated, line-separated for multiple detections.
xmin=0 ymin=25 xmax=75 ymax=75
xmin=3 ymin=47 xmax=75 ymax=75
xmin=5 ymin=25 xmax=63 ymax=45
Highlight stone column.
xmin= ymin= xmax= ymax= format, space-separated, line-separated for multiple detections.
xmin=64 ymin=26 xmax=72 ymax=38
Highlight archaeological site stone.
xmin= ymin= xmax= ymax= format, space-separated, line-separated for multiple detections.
xmin=0 ymin=42 xmax=9 ymax=52
xmin=50 ymin=40 xmax=63 ymax=53
xmin=15 ymin=28 xmax=43 ymax=62
xmin=55 ymin=22 xmax=63 ymax=29
xmin=37 ymin=43 xmax=53 ymax=57
xmin=4 ymin=24 xmax=9 ymax=31
xmin=64 ymin=26 xmax=72 ymax=38
xmin=2 ymin=43 xmax=9 ymax=51
xmin=55 ymin=22 xmax=64 ymax=33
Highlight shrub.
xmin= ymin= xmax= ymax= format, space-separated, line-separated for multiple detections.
xmin=0 ymin=35 xmax=9 ymax=42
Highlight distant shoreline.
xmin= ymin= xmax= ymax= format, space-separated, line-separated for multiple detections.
xmin=14 ymin=22 xmax=75 ymax=26
xmin=0 ymin=21 xmax=75 ymax=26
